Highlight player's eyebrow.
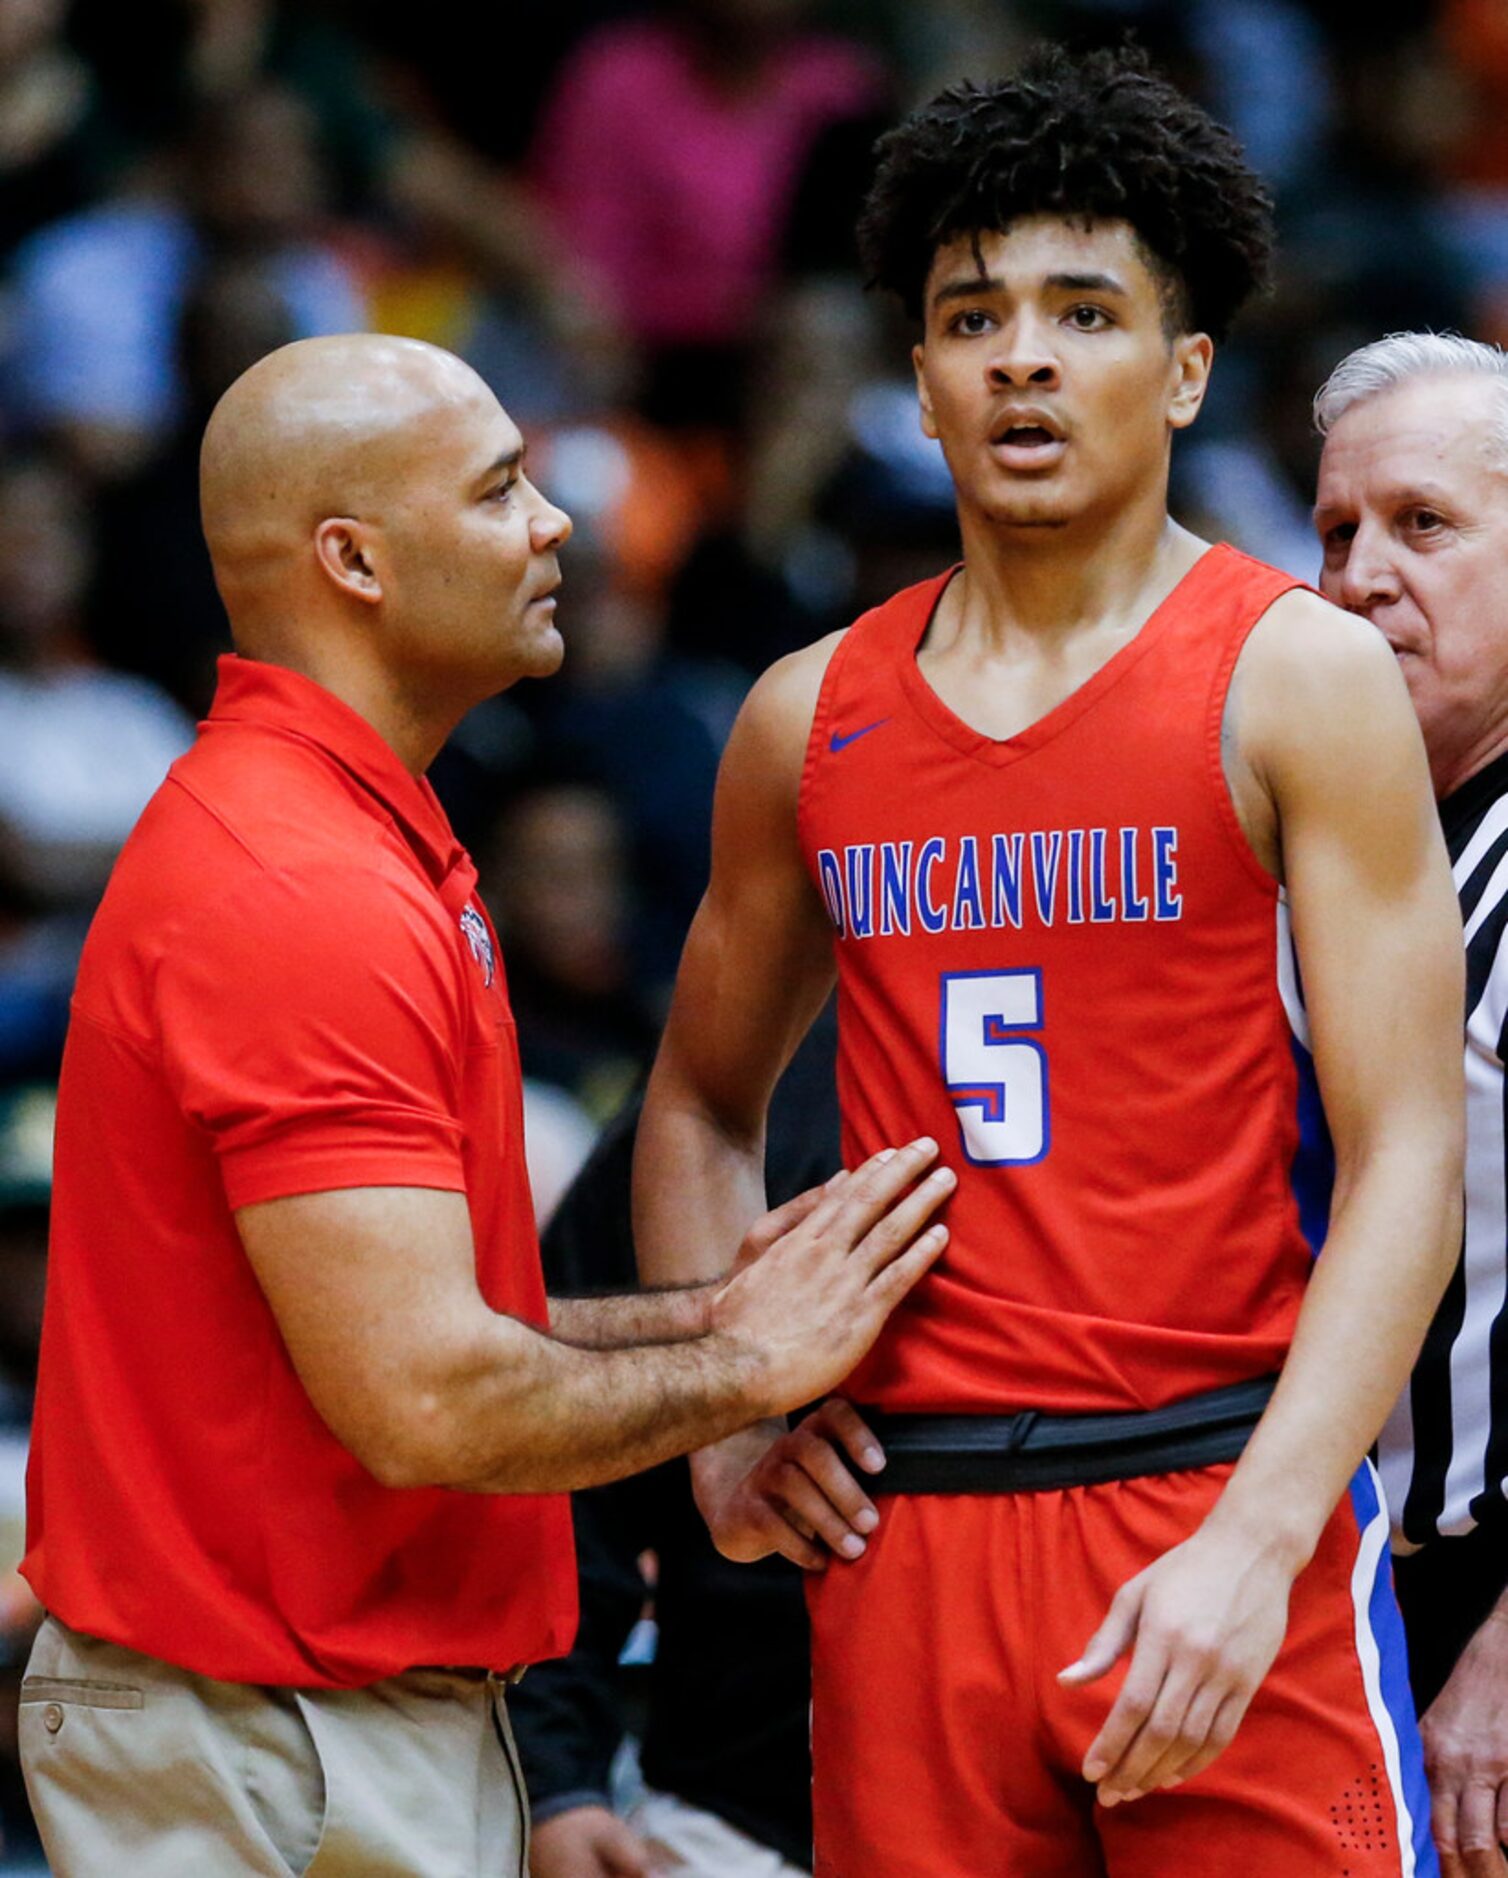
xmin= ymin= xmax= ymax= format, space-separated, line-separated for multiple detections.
xmin=1046 ymin=271 xmax=1128 ymax=297
xmin=932 ymin=275 xmax=1007 ymax=307
xmin=930 ymin=270 xmax=1130 ymax=308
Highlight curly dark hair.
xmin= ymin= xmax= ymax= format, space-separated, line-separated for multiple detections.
xmin=857 ymin=45 xmax=1274 ymax=342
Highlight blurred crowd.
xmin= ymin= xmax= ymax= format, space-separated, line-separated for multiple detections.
xmin=0 ymin=0 xmax=1502 ymax=1858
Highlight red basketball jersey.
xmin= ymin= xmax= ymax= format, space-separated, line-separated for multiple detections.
xmin=797 ymin=545 xmax=1315 ymax=1414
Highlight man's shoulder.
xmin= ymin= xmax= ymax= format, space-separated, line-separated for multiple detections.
xmin=170 ymin=719 xmax=375 ymax=850
xmin=78 ymin=739 xmax=448 ymax=1024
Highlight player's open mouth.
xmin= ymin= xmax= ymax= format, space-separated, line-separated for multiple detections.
xmin=990 ymin=423 xmax=1067 ymax=468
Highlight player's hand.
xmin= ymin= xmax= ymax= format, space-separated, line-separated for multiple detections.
xmin=1418 ymin=1602 xmax=1508 ymax=1877
xmin=708 ymin=1139 xmax=953 ymax=1418
xmin=530 ymin=1804 xmax=663 ymax=1877
xmin=1057 ymin=1522 xmax=1296 ymax=1805
xmin=691 ymin=1398 xmax=886 ymax=1570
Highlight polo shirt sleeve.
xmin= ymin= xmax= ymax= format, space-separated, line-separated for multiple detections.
xmin=156 ymin=862 xmax=470 ymax=1210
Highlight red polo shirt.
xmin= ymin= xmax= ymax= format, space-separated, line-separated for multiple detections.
xmin=22 ymin=656 xmax=577 ymax=1686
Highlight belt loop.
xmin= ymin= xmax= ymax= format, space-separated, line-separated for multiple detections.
xmin=1004 ymin=1411 xmax=1038 ymax=1452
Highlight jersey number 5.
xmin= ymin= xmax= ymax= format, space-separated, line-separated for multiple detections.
xmin=940 ymin=969 xmax=1049 ymax=1165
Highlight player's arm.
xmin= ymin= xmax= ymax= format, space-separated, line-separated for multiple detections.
xmin=633 ymin=637 xmax=898 ymax=1566
xmin=1063 ymin=589 xmax=1465 ymax=1802
xmin=635 ymin=638 xmax=842 ymax=1287
xmin=544 ymin=1106 xmax=717 ymax=1347
xmin=234 ymin=1146 xmax=950 ymax=1495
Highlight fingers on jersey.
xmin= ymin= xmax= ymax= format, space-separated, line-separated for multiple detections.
xmin=708 ymin=1139 xmax=952 ymax=1421
xmin=734 ymin=1181 xmax=829 ymax=1266
xmin=808 ymin=1396 xmax=886 ymax=1482
xmin=743 ymin=1407 xmax=889 ymax=1571
xmin=806 ymin=1138 xmax=950 ymax=1279
xmin=770 ymin=1405 xmax=885 ymax=1564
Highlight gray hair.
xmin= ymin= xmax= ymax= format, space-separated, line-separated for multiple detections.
xmin=1314 ymin=331 xmax=1508 ymax=469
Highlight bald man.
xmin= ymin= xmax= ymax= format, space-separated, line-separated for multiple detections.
xmin=15 ymin=336 xmax=952 ymax=1877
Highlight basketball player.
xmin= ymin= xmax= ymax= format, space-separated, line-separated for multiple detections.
xmin=634 ymin=47 xmax=1465 ymax=1876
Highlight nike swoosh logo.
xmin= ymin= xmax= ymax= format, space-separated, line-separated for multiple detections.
xmin=829 ymin=718 xmax=890 ymax=753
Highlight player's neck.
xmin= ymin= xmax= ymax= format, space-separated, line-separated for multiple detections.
xmin=952 ymin=499 xmax=1203 ymax=651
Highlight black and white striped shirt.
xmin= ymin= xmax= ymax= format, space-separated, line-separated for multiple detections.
xmin=1380 ymin=747 xmax=1508 ymax=1546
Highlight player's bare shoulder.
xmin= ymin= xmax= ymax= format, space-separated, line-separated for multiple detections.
xmin=1233 ymin=585 xmax=1415 ymax=765
xmin=718 ymin=628 xmax=850 ymax=818
xmin=1221 ymin=586 xmax=1414 ymax=878
xmin=1223 ymin=584 xmax=1431 ymax=880
xmin=1245 ymin=584 xmax=1398 ymax=685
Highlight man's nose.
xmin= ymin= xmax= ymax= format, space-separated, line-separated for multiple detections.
xmin=530 ymin=493 xmax=572 ymax=551
xmin=985 ymin=316 xmax=1061 ymax=389
xmin=1332 ymin=523 xmax=1402 ymax=614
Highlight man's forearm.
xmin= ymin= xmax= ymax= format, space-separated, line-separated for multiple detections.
xmin=632 ymin=1061 xmax=786 ymax=1497
xmin=440 ymin=1319 xmax=776 ymax=1493
xmin=413 ymin=1140 xmax=946 ymax=1496
xmin=1205 ymin=1127 xmax=1462 ymax=1571
xmin=548 ymin=1284 xmax=714 ymax=1348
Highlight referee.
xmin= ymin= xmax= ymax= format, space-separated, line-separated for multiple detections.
xmin=1315 ymin=331 xmax=1508 ymax=1878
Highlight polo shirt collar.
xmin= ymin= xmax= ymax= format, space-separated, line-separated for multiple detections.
xmin=207 ymin=654 xmax=472 ymax=896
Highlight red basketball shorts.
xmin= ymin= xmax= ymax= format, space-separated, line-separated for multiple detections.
xmin=806 ymin=1461 xmax=1436 ymax=1876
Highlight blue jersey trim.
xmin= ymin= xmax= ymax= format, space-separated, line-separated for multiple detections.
xmin=1289 ymin=1035 xmax=1335 ymax=1258
xmin=1348 ymin=1464 xmax=1439 ymax=1877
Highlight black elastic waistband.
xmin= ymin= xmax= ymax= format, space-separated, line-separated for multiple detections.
xmin=856 ymin=1375 xmax=1279 ymax=1495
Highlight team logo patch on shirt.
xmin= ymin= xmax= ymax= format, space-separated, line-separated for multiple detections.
xmin=459 ymin=905 xmax=495 ymax=986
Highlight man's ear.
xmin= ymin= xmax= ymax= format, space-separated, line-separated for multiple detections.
xmin=913 ymin=341 xmax=939 ymax=441
xmin=1168 ymin=332 xmax=1214 ymax=432
xmin=313 ymin=518 xmax=384 ymax=605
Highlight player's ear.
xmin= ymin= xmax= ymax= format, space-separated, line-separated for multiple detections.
xmin=1167 ymin=332 xmax=1214 ymax=433
xmin=313 ymin=518 xmax=384 ymax=606
xmin=913 ymin=342 xmax=939 ymax=441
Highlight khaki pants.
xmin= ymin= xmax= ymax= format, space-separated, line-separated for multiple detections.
xmin=628 ymin=1790 xmax=810 ymax=1876
xmin=19 ymin=1615 xmax=528 ymax=1877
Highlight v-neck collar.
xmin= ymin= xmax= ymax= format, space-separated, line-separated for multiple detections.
xmin=894 ymin=543 xmax=1230 ymax=769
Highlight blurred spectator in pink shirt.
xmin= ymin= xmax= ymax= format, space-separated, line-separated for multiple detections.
xmin=532 ymin=0 xmax=885 ymax=407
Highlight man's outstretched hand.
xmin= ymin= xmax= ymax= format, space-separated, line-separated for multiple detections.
xmin=708 ymin=1139 xmax=953 ymax=1422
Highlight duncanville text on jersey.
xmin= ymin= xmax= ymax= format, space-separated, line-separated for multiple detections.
xmin=813 ymin=824 xmax=1185 ymax=942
